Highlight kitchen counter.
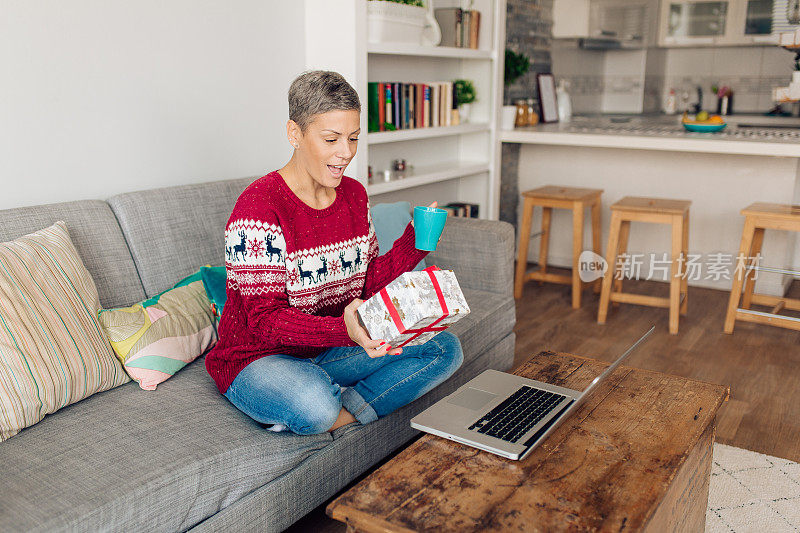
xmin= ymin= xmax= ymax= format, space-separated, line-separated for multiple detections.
xmin=500 ymin=115 xmax=800 ymax=157
xmin=501 ymin=115 xmax=800 ymax=297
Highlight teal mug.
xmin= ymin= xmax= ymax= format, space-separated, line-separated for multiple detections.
xmin=413 ymin=206 xmax=448 ymax=251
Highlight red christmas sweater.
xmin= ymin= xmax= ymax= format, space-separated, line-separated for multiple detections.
xmin=205 ymin=171 xmax=429 ymax=394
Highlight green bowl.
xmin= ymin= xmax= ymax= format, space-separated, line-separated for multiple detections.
xmin=682 ymin=122 xmax=727 ymax=133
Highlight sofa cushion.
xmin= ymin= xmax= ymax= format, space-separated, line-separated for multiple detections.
xmin=370 ymin=201 xmax=426 ymax=271
xmin=449 ymin=288 xmax=516 ymax=359
xmin=98 ymin=270 xmax=217 ymax=390
xmin=192 ymin=332 xmax=516 ymax=533
xmin=0 ymin=287 xmax=515 ymax=531
xmin=0 ymin=354 xmax=335 ymax=532
xmin=108 ymin=178 xmax=252 ymax=297
xmin=0 ymin=222 xmax=130 ymax=442
xmin=0 ymin=200 xmax=145 ymax=309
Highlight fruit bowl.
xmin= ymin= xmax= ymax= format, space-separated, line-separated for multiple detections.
xmin=682 ymin=122 xmax=727 ymax=132
xmin=681 ymin=113 xmax=726 ymax=132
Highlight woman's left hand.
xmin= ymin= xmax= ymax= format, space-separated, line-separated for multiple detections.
xmin=343 ymin=298 xmax=403 ymax=358
xmin=410 ymin=201 xmax=438 ymax=227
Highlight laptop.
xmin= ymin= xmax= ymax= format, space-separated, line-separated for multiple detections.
xmin=410 ymin=326 xmax=654 ymax=460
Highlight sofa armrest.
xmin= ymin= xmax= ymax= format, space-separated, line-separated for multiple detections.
xmin=427 ymin=217 xmax=515 ymax=297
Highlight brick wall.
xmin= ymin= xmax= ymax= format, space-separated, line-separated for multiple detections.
xmin=504 ymin=0 xmax=553 ymax=106
xmin=501 ymin=0 xmax=553 ymax=231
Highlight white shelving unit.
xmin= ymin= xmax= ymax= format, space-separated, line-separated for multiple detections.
xmin=367 ymin=122 xmax=490 ymax=144
xmin=305 ymin=0 xmax=506 ymax=219
xmin=367 ymin=161 xmax=490 ymax=195
xmin=367 ymin=42 xmax=494 ymax=59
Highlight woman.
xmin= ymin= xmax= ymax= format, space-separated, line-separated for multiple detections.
xmin=206 ymin=70 xmax=463 ymax=435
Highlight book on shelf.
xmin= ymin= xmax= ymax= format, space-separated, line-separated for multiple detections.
xmin=368 ymin=83 xmax=380 ymax=133
xmin=469 ymin=11 xmax=480 ymax=50
xmin=378 ymin=83 xmax=386 ymax=131
xmin=392 ymin=82 xmax=400 ymax=130
xmin=434 ymin=8 xmax=481 ymax=49
xmin=384 ymin=83 xmax=392 ymax=130
xmin=442 ymin=202 xmax=479 ymax=218
xmin=423 ymin=85 xmax=431 ymax=128
xmin=370 ymin=81 xmax=461 ymax=132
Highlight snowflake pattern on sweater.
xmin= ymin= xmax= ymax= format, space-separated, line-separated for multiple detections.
xmin=224 ymin=216 xmax=378 ymax=313
xmin=225 ymin=219 xmax=287 ymax=295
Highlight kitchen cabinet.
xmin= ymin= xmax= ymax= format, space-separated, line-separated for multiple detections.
xmin=552 ymin=0 xmax=592 ymax=38
xmin=657 ymin=0 xmax=779 ymax=46
xmin=553 ymin=0 xmax=652 ymax=47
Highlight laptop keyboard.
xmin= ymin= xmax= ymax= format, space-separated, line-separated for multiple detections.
xmin=467 ymin=386 xmax=567 ymax=443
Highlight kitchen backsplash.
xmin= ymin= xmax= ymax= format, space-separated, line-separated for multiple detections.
xmin=553 ymin=43 xmax=795 ymax=114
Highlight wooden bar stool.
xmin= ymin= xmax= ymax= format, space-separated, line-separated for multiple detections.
xmin=724 ymin=203 xmax=800 ymax=334
xmin=597 ymin=196 xmax=690 ymax=335
xmin=514 ymin=185 xmax=603 ymax=308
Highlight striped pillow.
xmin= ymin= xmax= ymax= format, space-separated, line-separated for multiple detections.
xmin=0 ymin=222 xmax=130 ymax=442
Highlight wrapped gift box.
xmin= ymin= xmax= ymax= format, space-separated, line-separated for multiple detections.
xmin=357 ymin=266 xmax=470 ymax=348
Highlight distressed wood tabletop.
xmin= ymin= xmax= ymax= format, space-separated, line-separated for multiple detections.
xmin=327 ymin=351 xmax=729 ymax=532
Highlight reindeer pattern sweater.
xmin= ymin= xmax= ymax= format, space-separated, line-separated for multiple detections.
xmin=205 ymin=171 xmax=428 ymax=394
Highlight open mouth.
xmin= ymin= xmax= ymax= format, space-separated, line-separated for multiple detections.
xmin=327 ymin=164 xmax=346 ymax=178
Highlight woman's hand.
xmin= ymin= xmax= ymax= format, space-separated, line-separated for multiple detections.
xmin=410 ymin=201 xmax=438 ymax=227
xmin=344 ymin=298 xmax=403 ymax=358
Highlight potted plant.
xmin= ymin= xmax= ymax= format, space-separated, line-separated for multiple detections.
xmin=454 ymin=79 xmax=476 ymax=123
xmin=367 ymin=0 xmax=441 ymax=46
xmin=502 ymin=48 xmax=531 ymax=129
xmin=504 ymin=48 xmax=531 ymax=86
xmin=794 ymin=51 xmax=800 ymax=84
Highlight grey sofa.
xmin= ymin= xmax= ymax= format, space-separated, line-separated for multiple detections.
xmin=0 ymin=177 xmax=516 ymax=532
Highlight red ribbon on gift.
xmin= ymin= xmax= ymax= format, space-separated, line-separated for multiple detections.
xmin=378 ymin=266 xmax=450 ymax=349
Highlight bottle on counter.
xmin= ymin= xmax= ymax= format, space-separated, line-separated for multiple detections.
xmin=679 ymin=90 xmax=691 ymax=113
xmin=556 ymin=80 xmax=572 ymax=122
xmin=526 ymin=98 xmax=539 ymax=126
xmin=716 ymin=89 xmax=733 ymax=116
xmin=514 ymin=100 xmax=529 ymax=128
xmin=664 ymin=89 xmax=677 ymax=115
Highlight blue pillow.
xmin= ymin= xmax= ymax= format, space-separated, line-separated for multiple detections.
xmin=200 ymin=266 xmax=227 ymax=318
xmin=370 ymin=201 xmax=427 ymax=271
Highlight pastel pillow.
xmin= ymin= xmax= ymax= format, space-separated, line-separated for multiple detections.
xmin=370 ymin=201 xmax=427 ymax=271
xmin=0 ymin=222 xmax=130 ymax=442
xmin=98 ymin=270 xmax=217 ymax=391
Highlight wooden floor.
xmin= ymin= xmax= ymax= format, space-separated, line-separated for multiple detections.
xmin=286 ymin=271 xmax=800 ymax=532
xmin=512 ymin=270 xmax=800 ymax=463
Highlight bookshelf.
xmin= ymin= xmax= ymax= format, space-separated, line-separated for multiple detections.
xmin=367 ymin=42 xmax=494 ymax=59
xmin=367 ymin=161 xmax=490 ymax=195
xmin=367 ymin=122 xmax=490 ymax=144
xmin=305 ymin=0 xmax=506 ymax=219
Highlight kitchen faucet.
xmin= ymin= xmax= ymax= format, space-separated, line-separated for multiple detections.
xmin=692 ymin=85 xmax=703 ymax=113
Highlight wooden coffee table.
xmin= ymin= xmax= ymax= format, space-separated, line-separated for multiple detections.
xmin=327 ymin=351 xmax=728 ymax=532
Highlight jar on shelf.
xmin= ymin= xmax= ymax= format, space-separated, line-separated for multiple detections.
xmin=514 ymin=100 xmax=529 ymax=128
xmin=526 ymin=99 xmax=539 ymax=126
xmin=392 ymin=159 xmax=408 ymax=179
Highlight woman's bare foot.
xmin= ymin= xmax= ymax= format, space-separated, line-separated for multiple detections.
xmin=329 ymin=407 xmax=357 ymax=431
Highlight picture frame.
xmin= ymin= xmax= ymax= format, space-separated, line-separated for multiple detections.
xmin=536 ymin=73 xmax=559 ymax=123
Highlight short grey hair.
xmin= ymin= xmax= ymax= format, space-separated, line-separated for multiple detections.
xmin=288 ymin=70 xmax=361 ymax=131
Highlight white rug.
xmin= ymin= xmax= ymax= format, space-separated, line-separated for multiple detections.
xmin=706 ymin=443 xmax=800 ymax=532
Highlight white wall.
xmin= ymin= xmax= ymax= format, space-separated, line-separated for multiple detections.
xmin=601 ymin=49 xmax=646 ymax=113
xmin=551 ymin=40 xmax=605 ymax=113
xmin=0 ymin=1 xmax=305 ymax=210
xmin=659 ymin=46 xmax=791 ymax=112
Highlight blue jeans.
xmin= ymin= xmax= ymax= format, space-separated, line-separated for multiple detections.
xmin=223 ymin=331 xmax=463 ymax=435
